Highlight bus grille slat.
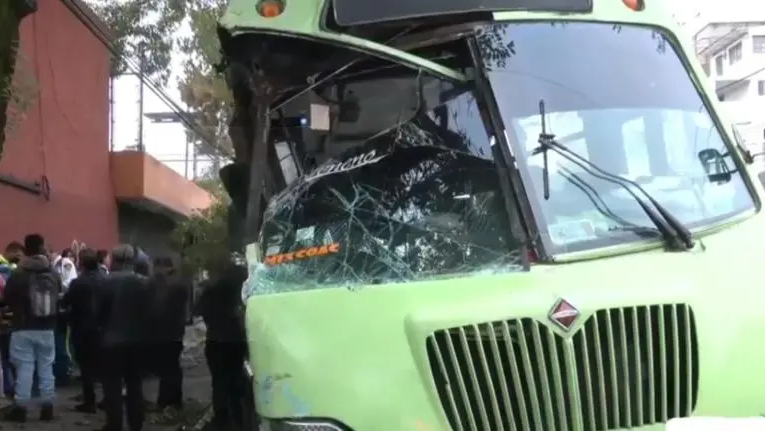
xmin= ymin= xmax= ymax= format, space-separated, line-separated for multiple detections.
xmin=426 ymin=304 xmax=699 ymax=431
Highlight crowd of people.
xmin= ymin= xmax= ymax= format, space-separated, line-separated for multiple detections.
xmin=0 ymin=233 xmax=250 ymax=431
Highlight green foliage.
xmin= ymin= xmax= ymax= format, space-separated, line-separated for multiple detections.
xmin=170 ymin=175 xmax=230 ymax=275
xmin=2 ymin=49 xmax=39 ymax=143
xmin=83 ymin=0 xmax=187 ymax=84
xmin=176 ymin=0 xmax=233 ymax=153
xmin=85 ymin=0 xmax=233 ymax=271
xmin=0 ymin=1 xmax=21 ymax=160
xmin=0 ymin=2 xmax=39 ymax=160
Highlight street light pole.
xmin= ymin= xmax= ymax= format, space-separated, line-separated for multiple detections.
xmin=137 ymin=45 xmax=146 ymax=152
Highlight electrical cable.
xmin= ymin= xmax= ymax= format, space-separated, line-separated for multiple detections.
xmin=716 ymin=64 xmax=765 ymax=94
xmin=66 ymin=0 xmax=232 ymax=158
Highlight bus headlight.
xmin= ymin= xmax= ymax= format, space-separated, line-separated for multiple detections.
xmin=259 ymin=418 xmax=350 ymax=431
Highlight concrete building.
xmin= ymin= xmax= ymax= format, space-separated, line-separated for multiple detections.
xmin=0 ymin=0 xmax=211 ymax=255
xmin=695 ymin=21 xmax=765 ymax=154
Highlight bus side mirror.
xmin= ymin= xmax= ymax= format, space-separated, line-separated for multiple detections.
xmin=697 ymin=148 xmax=732 ymax=184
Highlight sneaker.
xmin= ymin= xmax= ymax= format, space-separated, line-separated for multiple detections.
xmin=0 ymin=396 xmax=13 ymax=409
xmin=2 ymin=404 xmax=27 ymax=422
xmin=75 ymin=403 xmax=97 ymax=414
xmin=40 ymin=403 xmax=54 ymax=421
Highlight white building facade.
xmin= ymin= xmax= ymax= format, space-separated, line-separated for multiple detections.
xmin=695 ymin=22 xmax=765 ymax=157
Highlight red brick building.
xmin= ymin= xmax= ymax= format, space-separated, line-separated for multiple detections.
xmin=0 ymin=0 xmax=211 ymax=254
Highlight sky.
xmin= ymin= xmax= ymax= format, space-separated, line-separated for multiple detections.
xmin=107 ymin=0 xmax=748 ymax=180
xmin=109 ymin=17 xmax=218 ymax=180
xmin=110 ymin=50 xmax=217 ymax=179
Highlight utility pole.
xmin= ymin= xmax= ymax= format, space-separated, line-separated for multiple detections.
xmin=213 ymin=153 xmax=221 ymax=173
xmin=137 ymin=45 xmax=145 ymax=152
xmin=109 ymin=76 xmax=115 ymax=151
xmin=184 ymin=132 xmax=190 ymax=179
xmin=192 ymin=144 xmax=198 ymax=180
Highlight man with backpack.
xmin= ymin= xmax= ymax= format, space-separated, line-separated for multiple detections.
xmin=2 ymin=233 xmax=60 ymax=422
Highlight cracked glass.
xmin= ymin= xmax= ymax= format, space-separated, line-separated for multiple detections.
xmin=244 ymin=72 xmax=524 ymax=296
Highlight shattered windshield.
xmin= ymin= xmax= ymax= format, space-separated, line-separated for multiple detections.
xmin=479 ymin=22 xmax=756 ymax=253
xmin=245 ymin=73 xmax=524 ymax=295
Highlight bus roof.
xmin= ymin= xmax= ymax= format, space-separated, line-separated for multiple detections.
xmin=332 ymin=0 xmax=592 ymax=27
xmin=219 ymin=0 xmax=682 ymax=81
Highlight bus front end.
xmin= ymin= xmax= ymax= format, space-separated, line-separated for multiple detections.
xmin=218 ymin=0 xmax=765 ymax=429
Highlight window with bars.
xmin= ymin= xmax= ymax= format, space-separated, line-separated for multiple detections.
xmin=729 ymin=42 xmax=743 ymax=64
xmin=758 ymin=80 xmax=765 ymax=96
xmin=715 ymin=55 xmax=724 ymax=75
xmin=753 ymin=35 xmax=765 ymax=53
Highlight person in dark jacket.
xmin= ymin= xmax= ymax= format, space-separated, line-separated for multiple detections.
xmin=0 ymin=241 xmax=23 ymax=398
xmin=62 ymin=248 xmax=106 ymax=413
xmin=149 ymin=255 xmax=188 ymax=418
xmin=98 ymin=245 xmax=153 ymax=431
xmin=195 ymin=259 xmax=248 ymax=430
xmin=2 ymin=234 xmax=60 ymax=423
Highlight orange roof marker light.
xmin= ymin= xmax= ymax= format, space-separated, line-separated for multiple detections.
xmin=258 ymin=0 xmax=285 ymax=18
xmin=622 ymin=0 xmax=645 ymax=11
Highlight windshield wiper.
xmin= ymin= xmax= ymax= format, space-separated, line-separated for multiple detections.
xmin=532 ymin=100 xmax=694 ymax=251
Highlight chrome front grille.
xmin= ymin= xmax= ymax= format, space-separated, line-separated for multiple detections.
xmin=426 ymin=304 xmax=698 ymax=431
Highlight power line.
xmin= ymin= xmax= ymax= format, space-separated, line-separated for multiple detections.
xmin=120 ymin=54 xmax=232 ymax=157
xmin=716 ymin=64 xmax=765 ymax=93
xmin=696 ymin=26 xmax=765 ymax=95
xmin=67 ymin=0 xmax=233 ymax=158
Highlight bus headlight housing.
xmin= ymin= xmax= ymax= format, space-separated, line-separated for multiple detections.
xmin=259 ymin=418 xmax=350 ymax=431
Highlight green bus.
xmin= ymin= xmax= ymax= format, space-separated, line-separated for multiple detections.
xmin=217 ymin=0 xmax=765 ymax=429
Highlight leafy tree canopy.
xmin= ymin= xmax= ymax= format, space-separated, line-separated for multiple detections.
xmin=83 ymin=0 xmax=187 ymax=84
xmin=1 ymin=0 xmax=38 ymax=160
xmin=176 ymin=0 xmax=233 ymax=154
xmin=170 ymin=171 xmax=230 ymax=276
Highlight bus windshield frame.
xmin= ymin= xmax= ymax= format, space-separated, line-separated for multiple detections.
xmin=475 ymin=21 xmax=758 ymax=256
xmin=245 ymin=69 xmax=528 ymax=297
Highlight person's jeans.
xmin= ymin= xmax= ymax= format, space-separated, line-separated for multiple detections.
xmin=9 ymin=329 xmax=55 ymax=405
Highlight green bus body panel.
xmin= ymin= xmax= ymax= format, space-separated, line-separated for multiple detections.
xmin=220 ymin=1 xmax=686 ymax=82
xmin=247 ymin=210 xmax=765 ymax=429
xmin=225 ymin=0 xmax=765 ymax=428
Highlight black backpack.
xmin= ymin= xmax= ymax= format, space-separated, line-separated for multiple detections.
xmin=28 ymin=271 xmax=59 ymax=318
